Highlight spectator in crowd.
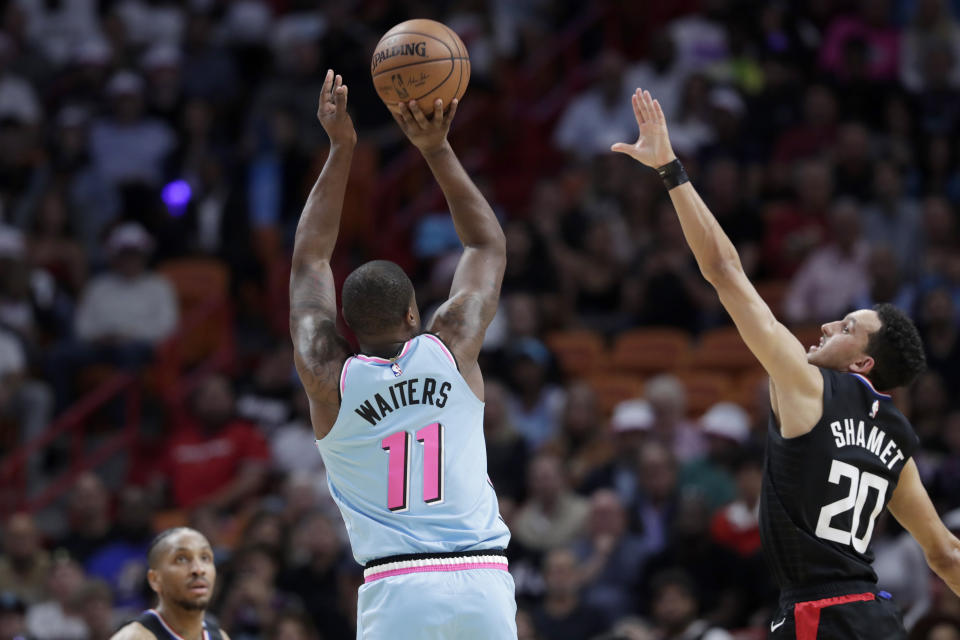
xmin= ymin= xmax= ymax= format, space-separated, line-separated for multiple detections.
xmin=582 ymin=398 xmax=653 ymax=503
xmin=643 ymin=374 xmax=706 ymax=463
xmin=48 ymin=221 xmax=177 ymax=408
xmin=513 ymin=453 xmax=589 ymax=553
xmin=236 ymin=344 xmax=295 ymax=433
xmin=25 ymin=553 xmax=88 ymax=640
xmin=531 ymin=548 xmax=607 ymax=640
xmin=854 ymin=246 xmax=917 ymax=312
xmin=0 ymin=512 xmax=49 ymax=604
xmin=900 ymin=0 xmax=960 ymax=92
xmin=630 ymin=441 xmax=681 ymax=556
xmin=218 ymin=544 xmax=285 ymax=639
xmin=625 ymin=31 xmax=686 ymax=121
xmin=0 ymin=327 xmax=52 ymax=482
xmin=505 ymin=338 xmax=564 ymax=449
xmin=58 ymin=472 xmax=112 ymax=564
xmin=278 ymin=511 xmax=352 ymax=638
xmin=75 ymin=579 xmax=115 ymax=640
xmin=483 ymin=379 xmax=530 ymax=505
xmin=269 ymin=389 xmax=326 ymax=477
xmin=861 ymin=160 xmax=923 ymax=277
xmin=572 ymin=489 xmax=648 ymax=624
xmin=153 ymin=373 xmax=269 ymax=510
xmin=267 ymin=609 xmax=320 ymax=640
xmin=553 ymin=50 xmax=638 ymax=161
xmin=89 ymin=71 xmax=175 ymax=188
xmin=650 ymin=569 xmax=733 ymax=640
xmin=932 ymin=413 xmax=960 ymax=512
xmin=772 ymin=85 xmax=839 ymax=166
xmin=679 ymin=402 xmax=745 ymax=512
xmin=918 ymin=288 xmax=960 ymax=402
xmin=873 ymin=513 xmax=930 ymax=629
xmin=25 ymin=190 xmax=87 ymax=296
xmin=819 ymin=0 xmax=900 ymax=81
xmin=784 ymin=198 xmax=870 ymax=324
xmin=543 ymin=381 xmax=613 ymax=491
xmin=709 ymin=447 xmax=763 ymax=558
xmin=0 ymin=591 xmax=28 ymax=640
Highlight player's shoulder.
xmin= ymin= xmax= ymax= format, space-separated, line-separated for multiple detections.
xmin=110 ymin=621 xmax=156 ymax=640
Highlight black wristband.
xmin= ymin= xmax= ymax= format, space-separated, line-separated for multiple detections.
xmin=656 ymin=158 xmax=689 ymax=191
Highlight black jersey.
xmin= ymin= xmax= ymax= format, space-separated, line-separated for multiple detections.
xmin=759 ymin=368 xmax=919 ymax=592
xmin=132 ymin=609 xmax=224 ymax=640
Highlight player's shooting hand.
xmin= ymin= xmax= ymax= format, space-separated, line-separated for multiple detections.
xmin=317 ymin=69 xmax=357 ymax=147
xmin=390 ymin=98 xmax=458 ymax=155
xmin=611 ymin=89 xmax=676 ymax=169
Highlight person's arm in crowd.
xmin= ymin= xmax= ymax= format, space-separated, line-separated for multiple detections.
xmin=612 ymin=89 xmax=822 ymax=438
xmin=389 ymin=99 xmax=506 ymax=392
xmin=888 ymin=459 xmax=960 ymax=597
xmin=289 ymin=70 xmax=354 ymax=439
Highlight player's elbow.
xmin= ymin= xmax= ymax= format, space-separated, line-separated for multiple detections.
xmin=926 ymin=538 xmax=960 ymax=581
xmin=702 ymin=258 xmax=741 ymax=288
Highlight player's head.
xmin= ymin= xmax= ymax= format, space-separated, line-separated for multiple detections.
xmin=342 ymin=260 xmax=419 ymax=343
xmin=807 ymin=304 xmax=926 ymax=391
xmin=146 ymin=527 xmax=215 ymax=612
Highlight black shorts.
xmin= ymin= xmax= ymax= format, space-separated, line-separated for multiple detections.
xmin=768 ymin=582 xmax=906 ymax=640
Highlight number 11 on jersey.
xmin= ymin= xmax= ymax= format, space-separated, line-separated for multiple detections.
xmin=382 ymin=423 xmax=445 ymax=512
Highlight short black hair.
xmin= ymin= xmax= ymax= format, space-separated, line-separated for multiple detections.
xmin=147 ymin=527 xmax=205 ymax=568
xmin=341 ymin=260 xmax=415 ymax=336
xmin=865 ymin=303 xmax=926 ymax=391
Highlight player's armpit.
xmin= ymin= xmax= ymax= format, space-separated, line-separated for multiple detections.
xmin=427 ymin=245 xmax=504 ymax=373
xmin=889 ymin=458 xmax=960 ymax=595
xmin=712 ymin=264 xmax=823 ymax=436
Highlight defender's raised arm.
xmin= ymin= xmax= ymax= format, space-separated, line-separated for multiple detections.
xmin=289 ymin=70 xmax=354 ymax=439
xmin=390 ymin=99 xmax=506 ymax=384
xmin=612 ymin=89 xmax=822 ymax=437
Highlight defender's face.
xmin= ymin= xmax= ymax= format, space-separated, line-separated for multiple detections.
xmin=148 ymin=530 xmax=216 ymax=611
xmin=806 ymin=309 xmax=880 ymax=372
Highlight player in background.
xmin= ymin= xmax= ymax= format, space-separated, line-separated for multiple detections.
xmin=110 ymin=527 xmax=227 ymax=640
xmin=289 ymin=70 xmax=515 ymax=638
xmin=612 ymin=89 xmax=960 ymax=639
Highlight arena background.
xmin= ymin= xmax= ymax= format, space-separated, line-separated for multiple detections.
xmin=1 ymin=0 xmax=960 ymax=638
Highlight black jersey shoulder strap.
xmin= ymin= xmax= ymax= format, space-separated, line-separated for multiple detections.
xmin=133 ymin=610 xmax=223 ymax=640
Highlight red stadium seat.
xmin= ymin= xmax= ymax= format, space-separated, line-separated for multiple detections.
xmin=611 ymin=327 xmax=692 ymax=375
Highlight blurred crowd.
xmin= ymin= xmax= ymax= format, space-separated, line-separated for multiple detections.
xmin=3 ymin=0 xmax=960 ymax=639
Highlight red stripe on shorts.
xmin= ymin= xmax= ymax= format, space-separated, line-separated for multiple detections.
xmin=794 ymin=591 xmax=875 ymax=640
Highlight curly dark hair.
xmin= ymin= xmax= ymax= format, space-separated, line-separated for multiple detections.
xmin=341 ymin=260 xmax=415 ymax=337
xmin=864 ymin=303 xmax=926 ymax=391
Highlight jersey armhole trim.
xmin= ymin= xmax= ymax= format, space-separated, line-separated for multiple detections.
xmin=423 ymin=333 xmax=459 ymax=371
xmin=850 ymin=373 xmax=892 ymax=399
xmin=339 ymin=355 xmax=354 ymax=400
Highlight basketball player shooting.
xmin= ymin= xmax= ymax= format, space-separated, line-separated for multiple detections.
xmin=613 ymin=89 xmax=960 ymax=639
xmin=289 ymin=70 xmax=516 ymax=639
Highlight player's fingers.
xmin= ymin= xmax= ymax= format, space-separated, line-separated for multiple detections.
xmin=631 ymin=91 xmax=644 ymax=124
xmin=409 ymin=100 xmax=430 ymax=128
xmin=321 ymin=69 xmax=333 ymax=98
xmin=610 ymin=142 xmax=637 ymax=158
xmin=653 ymin=99 xmax=665 ymax=124
xmin=638 ymin=89 xmax=653 ymax=122
xmin=446 ymin=98 xmax=459 ymax=126
xmin=433 ymin=99 xmax=443 ymax=124
xmin=395 ymin=103 xmax=412 ymax=125
xmin=335 ymin=85 xmax=348 ymax=109
xmin=334 ymin=74 xmax=343 ymax=93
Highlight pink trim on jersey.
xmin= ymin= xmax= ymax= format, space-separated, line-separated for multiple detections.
xmin=354 ymin=339 xmax=413 ymax=364
xmin=423 ymin=333 xmax=456 ymax=367
xmin=339 ymin=356 xmax=354 ymax=395
xmin=364 ymin=561 xmax=509 ymax=583
xmin=851 ymin=373 xmax=892 ymax=398
xmin=147 ymin=609 xmax=209 ymax=640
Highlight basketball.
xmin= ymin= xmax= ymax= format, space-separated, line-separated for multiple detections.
xmin=371 ymin=19 xmax=470 ymax=113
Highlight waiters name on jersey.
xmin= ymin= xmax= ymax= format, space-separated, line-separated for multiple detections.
xmin=830 ymin=418 xmax=905 ymax=470
xmin=354 ymin=377 xmax=453 ymax=426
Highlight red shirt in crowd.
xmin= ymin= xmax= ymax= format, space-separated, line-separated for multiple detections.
xmin=160 ymin=419 xmax=270 ymax=508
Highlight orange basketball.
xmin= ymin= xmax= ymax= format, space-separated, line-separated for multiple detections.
xmin=371 ymin=19 xmax=470 ymax=113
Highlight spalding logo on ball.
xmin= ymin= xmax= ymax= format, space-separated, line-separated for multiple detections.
xmin=371 ymin=19 xmax=470 ymax=112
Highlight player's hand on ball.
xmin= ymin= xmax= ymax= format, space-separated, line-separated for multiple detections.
xmin=611 ymin=88 xmax=676 ymax=169
xmin=317 ymin=69 xmax=357 ymax=147
xmin=390 ymin=98 xmax=458 ymax=155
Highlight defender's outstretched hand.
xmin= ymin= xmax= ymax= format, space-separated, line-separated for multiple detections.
xmin=317 ymin=69 xmax=357 ymax=147
xmin=611 ymin=89 xmax=676 ymax=169
xmin=390 ymin=98 xmax=459 ymax=155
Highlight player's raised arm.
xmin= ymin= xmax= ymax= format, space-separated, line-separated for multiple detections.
xmin=612 ymin=89 xmax=822 ymax=436
xmin=888 ymin=459 xmax=960 ymax=596
xmin=290 ymin=69 xmax=354 ymax=438
xmin=390 ymin=99 xmax=506 ymax=382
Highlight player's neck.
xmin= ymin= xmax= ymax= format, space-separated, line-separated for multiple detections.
xmin=155 ymin=602 xmax=205 ymax=640
xmin=359 ymin=336 xmax=412 ymax=359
